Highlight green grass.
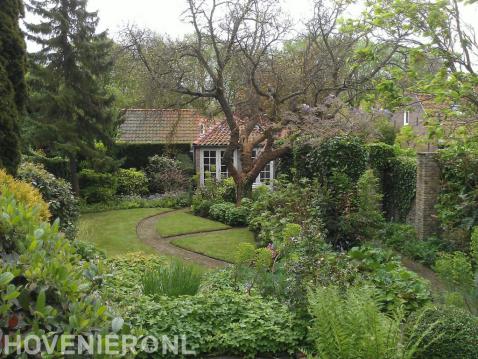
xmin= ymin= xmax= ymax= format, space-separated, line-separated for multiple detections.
xmin=78 ymin=208 xmax=171 ymax=257
xmin=156 ymin=211 xmax=230 ymax=237
xmin=171 ymin=228 xmax=255 ymax=263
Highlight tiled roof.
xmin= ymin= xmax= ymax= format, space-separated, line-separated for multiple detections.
xmin=194 ymin=121 xmax=231 ymax=146
xmin=117 ymin=109 xmax=208 ymax=144
xmin=194 ymin=116 xmax=283 ymax=147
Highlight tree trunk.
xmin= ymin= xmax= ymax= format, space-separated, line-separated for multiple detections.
xmin=69 ymin=155 xmax=80 ymax=195
xmin=235 ymin=177 xmax=253 ymax=205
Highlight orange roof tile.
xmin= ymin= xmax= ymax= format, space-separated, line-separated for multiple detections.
xmin=117 ymin=109 xmax=208 ymax=144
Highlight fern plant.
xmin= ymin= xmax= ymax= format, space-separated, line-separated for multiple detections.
xmin=307 ymin=285 xmax=437 ymax=359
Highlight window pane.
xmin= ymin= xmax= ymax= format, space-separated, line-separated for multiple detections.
xmin=220 ymin=150 xmax=229 ymax=179
xmin=203 ymin=150 xmax=217 ymax=173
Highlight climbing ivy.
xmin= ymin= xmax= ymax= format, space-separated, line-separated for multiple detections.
xmin=367 ymin=143 xmax=417 ymax=221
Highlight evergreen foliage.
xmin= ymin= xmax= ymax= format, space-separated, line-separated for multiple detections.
xmin=0 ymin=0 xmax=27 ymax=174
xmin=25 ymin=0 xmax=115 ymax=193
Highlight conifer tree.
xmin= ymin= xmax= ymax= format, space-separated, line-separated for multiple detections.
xmin=26 ymin=0 xmax=115 ymax=194
xmin=0 ymin=0 xmax=27 ymax=174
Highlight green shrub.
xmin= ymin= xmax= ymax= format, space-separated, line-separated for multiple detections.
xmin=0 ymin=168 xmax=50 ymax=220
xmin=142 ymin=259 xmax=202 ymax=297
xmin=0 ymin=187 xmax=114 ymax=351
xmin=434 ymin=250 xmax=478 ymax=314
xmin=113 ymin=290 xmax=301 ymax=357
xmin=116 ymin=168 xmax=148 ymax=196
xmin=366 ymin=143 xmax=416 ymax=222
xmin=73 ymin=240 xmax=106 ymax=261
xmin=408 ymin=306 xmax=478 ymax=359
xmin=209 ymin=201 xmax=249 ymax=226
xmin=248 ymin=179 xmax=319 ymax=246
xmin=192 ymin=177 xmax=237 ymax=217
xmin=308 ymin=285 xmax=425 ymax=359
xmin=145 ymin=155 xmax=189 ymax=193
xmin=79 ymin=169 xmax=118 ymax=203
xmin=17 ymin=161 xmax=79 ymax=238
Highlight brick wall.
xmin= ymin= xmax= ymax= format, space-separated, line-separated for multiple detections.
xmin=415 ymin=152 xmax=441 ymax=239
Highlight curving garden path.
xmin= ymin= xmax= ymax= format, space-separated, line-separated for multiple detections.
xmin=136 ymin=209 xmax=230 ymax=268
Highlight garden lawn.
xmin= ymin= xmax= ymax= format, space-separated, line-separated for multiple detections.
xmin=171 ymin=228 xmax=255 ymax=263
xmin=78 ymin=208 xmax=171 ymax=256
xmin=156 ymin=211 xmax=230 ymax=237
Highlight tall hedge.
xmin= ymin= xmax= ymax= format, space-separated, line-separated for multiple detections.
xmin=0 ymin=0 xmax=27 ymax=174
xmin=367 ymin=143 xmax=416 ymax=222
xmin=436 ymin=141 xmax=478 ymax=247
xmin=299 ymin=137 xmax=368 ymax=183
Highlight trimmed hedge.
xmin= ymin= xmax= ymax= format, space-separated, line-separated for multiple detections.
xmin=209 ymin=201 xmax=249 ymax=226
xmin=306 ymin=136 xmax=368 ymax=183
xmin=367 ymin=143 xmax=416 ymax=221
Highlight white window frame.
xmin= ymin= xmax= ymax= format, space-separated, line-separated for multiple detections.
xmin=403 ymin=111 xmax=410 ymax=126
xmin=200 ymin=148 xmax=274 ymax=186
xmin=251 ymin=149 xmax=274 ymax=187
xmin=200 ymin=148 xmax=238 ymax=185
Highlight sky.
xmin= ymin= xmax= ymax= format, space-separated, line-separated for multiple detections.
xmin=25 ymin=0 xmax=478 ymax=51
xmin=81 ymin=0 xmax=317 ymax=39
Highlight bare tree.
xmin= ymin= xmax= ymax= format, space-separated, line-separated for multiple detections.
xmin=124 ymin=0 xmax=409 ymax=203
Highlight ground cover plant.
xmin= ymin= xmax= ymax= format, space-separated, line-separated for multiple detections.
xmin=171 ymin=228 xmax=255 ymax=263
xmin=78 ymin=207 xmax=171 ymax=256
xmin=156 ymin=211 xmax=230 ymax=237
xmin=101 ymin=252 xmax=302 ymax=357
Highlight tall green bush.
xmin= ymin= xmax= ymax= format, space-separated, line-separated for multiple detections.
xmin=387 ymin=156 xmax=416 ymax=221
xmin=367 ymin=143 xmax=417 ymax=221
xmin=17 ymin=161 xmax=79 ymax=238
xmin=433 ymin=233 xmax=478 ymax=315
xmin=347 ymin=169 xmax=384 ymax=241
